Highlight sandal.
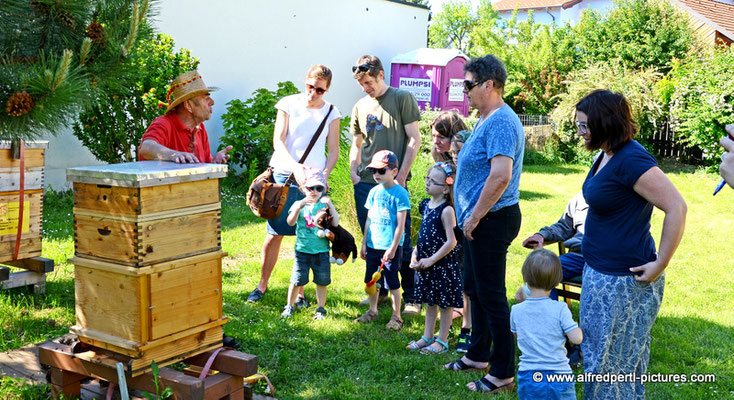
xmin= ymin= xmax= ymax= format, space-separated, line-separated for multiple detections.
xmin=468 ymin=377 xmax=515 ymax=394
xmin=354 ymin=310 xmax=378 ymax=323
xmin=385 ymin=316 xmax=403 ymax=331
xmin=406 ymin=335 xmax=434 ymax=351
xmin=420 ymin=338 xmax=448 ymax=355
xmin=443 ymin=358 xmax=489 ymax=373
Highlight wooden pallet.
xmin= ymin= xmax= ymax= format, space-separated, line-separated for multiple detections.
xmin=38 ymin=339 xmax=258 ymax=400
xmin=1 ymin=256 xmax=54 ymax=293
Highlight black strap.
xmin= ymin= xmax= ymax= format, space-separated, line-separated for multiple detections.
xmin=286 ymin=104 xmax=334 ymax=184
xmin=298 ymin=104 xmax=334 ymax=164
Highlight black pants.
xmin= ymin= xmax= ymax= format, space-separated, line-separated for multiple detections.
xmin=463 ymin=203 xmax=521 ymax=379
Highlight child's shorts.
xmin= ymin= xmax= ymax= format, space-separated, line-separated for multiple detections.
xmin=364 ymin=247 xmax=402 ymax=291
xmin=291 ymin=251 xmax=331 ymax=286
xmin=517 ymin=370 xmax=576 ymax=400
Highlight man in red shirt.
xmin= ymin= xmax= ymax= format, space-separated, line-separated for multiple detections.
xmin=139 ymin=70 xmax=232 ymax=164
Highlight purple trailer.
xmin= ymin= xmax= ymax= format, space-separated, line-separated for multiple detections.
xmin=390 ymin=48 xmax=469 ymax=116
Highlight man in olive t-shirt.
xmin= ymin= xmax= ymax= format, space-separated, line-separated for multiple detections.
xmin=349 ymin=54 xmax=422 ymax=315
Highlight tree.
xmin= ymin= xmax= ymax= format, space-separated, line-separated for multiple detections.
xmin=428 ymin=0 xmax=477 ymax=53
xmin=0 ymin=0 xmax=156 ymax=142
xmin=574 ymin=0 xmax=693 ymax=73
xmin=72 ymin=34 xmax=199 ymax=163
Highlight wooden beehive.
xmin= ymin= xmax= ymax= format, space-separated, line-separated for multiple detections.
xmin=66 ymin=161 xmax=229 ymax=376
xmin=68 ymin=162 xmax=225 ymax=267
xmin=0 ymin=141 xmax=47 ymax=263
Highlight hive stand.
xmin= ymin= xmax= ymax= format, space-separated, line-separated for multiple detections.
xmin=0 ymin=256 xmax=54 ymax=293
xmin=38 ymin=339 xmax=258 ymax=400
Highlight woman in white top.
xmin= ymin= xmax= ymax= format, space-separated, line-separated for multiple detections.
xmin=247 ymin=64 xmax=342 ymax=304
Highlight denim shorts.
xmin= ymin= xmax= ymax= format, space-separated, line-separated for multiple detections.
xmin=291 ymin=251 xmax=331 ymax=286
xmin=364 ymin=247 xmax=402 ymax=291
xmin=265 ymin=172 xmax=304 ymax=236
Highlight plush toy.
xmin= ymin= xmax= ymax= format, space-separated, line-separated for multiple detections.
xmin=314 ymin=207 xmax=358 ymax=265
xmin=364 ymin=261 xmax=383 ymax=295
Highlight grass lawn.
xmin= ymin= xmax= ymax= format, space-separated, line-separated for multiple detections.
xmin=1 ymin=161 xmax=733 ymax=399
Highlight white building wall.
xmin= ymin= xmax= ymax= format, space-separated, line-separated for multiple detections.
xmin=498 ymin=9 xmax=561 ymax=25
xmin=40 ymin=0 xmax=429 ymax=190
xmin=560 ymin=0 xmax=615 ymax=25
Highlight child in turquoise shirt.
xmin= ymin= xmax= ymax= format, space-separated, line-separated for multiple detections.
xmin=282 ymin=169 xmax=339 ymax=320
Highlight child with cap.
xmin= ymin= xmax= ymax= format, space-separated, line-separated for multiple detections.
xmin=354 ymin=150 xmax=411 ymax=331
xmin=282 ymin=168 xmax=340 ymax=320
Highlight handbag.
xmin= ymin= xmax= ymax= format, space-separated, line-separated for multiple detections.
xmin=247 ymin=104 xmax=334 ymax=219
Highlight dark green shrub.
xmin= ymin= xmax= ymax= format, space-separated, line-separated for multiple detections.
xmin=665 ymin=46 xmax=734 ymax=166
xmin=72 ymin=33 xmax=199 ymax=162
xmin=219 ymin=81 xmax=299 ymax=182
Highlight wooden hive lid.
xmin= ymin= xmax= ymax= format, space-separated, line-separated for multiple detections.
xmin=0 ymin=140 xmax=49 ymax=149
xmin=66 ymin=161 xmax=227 ymax=187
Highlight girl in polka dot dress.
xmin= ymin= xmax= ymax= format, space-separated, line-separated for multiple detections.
xmin=406 ymin=162 xmax=463 ymax=354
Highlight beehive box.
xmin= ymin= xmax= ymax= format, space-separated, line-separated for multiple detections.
xmin=70 ymin=251 xmax=228 ymax=376
xmin=0 ymin=141 xmax=47 ymax=263
xmin=67 ymin=161 xmax=226 ymax=267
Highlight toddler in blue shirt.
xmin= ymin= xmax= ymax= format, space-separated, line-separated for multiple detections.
xmin=510 ymin=249 xmax=583 ymax=400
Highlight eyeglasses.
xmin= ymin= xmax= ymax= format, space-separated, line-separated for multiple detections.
xmin=306 ymin=83 xmax=326 ymax=95
xmin=352 ymin=64 xmax=376 ymax=73
xmin=424 ymin=176 xmax=445 ymax=186
xmin=306 ymin=185 xmax=325 ymax=193
xmin=368 ymin=167 xmax=387 ymax=175
xmin=463 ymin=79 xmax=485 ymax=94
xmin=575 ymin=120 xmax=589 ymax=134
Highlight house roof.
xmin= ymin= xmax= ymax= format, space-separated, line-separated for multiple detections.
xmin=492 ymin=0 xmax=576 ymax=11
xmin=674 ymin=0 xmax=734 ymax=41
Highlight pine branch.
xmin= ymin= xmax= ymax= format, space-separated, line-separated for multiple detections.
xmin=52 ymin=49 xmax=72 ymax=90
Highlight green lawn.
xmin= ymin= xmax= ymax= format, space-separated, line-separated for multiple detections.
xmin=1 ymin=162 xmax=733 ymax=399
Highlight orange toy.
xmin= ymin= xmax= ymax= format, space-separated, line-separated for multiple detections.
xmin=364 ymin=260 xmax=385 ymax=295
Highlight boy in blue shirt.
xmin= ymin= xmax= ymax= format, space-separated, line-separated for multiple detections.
xmin=510 ymin=249 xmax=583 ymax=399
xmin=354 ymin=150 xmax=411 ymax=331
xmin=282 ymin=169 xmax=340 ymax=321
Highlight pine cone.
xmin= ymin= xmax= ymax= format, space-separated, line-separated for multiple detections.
xmin=86 ymin=21 xmax=105 ymax=44
xmin=30 ymin=0 xmax=50 ymax=15
xmin=6 ymin=91 xmax=35 ymax=117
xmin=58 ymin=11 xmax=75 ymax=28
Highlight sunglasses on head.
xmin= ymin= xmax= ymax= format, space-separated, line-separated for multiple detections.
xmin=352 ymin=64 xmax=376 ymax=73
xmin=306 ymin=185 xmax=325 ymax=193
xmin=463 ymin=79 xmax=485 ymax=94
xmin=306 ymin=83 xmax=326 ymax=95
xmin=368 ymin=167 xmax=388 ymax=175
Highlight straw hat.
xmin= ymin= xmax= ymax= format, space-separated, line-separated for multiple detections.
xmin=164 ymin=70 xmax=218 ymax=113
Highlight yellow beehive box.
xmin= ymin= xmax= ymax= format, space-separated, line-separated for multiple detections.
xmin=70 ymin=250 xmax=228 ymax=376
xmin=67 ymin=161 xmax=227 ymax=267
xmin=0 ymin=141 xmax=47 ymax=263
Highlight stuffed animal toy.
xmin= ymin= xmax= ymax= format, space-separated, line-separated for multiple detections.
xmin=314 ymin=207 xmax=358 ymax=265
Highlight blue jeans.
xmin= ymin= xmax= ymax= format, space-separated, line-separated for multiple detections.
xmin=291 ymin=251 xmax=331 ymax=286
xmin=550 ymin=252 xmax=585 ymax=300
xmin=517 ymin=370 xmax=576 ymax=400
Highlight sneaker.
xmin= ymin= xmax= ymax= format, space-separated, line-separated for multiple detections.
xmin=456 ymin=331 xmax=471 ymax=353
xmin=402 ymin=302 xmax=422 ymax=316
xmin=313 ymin=307 xmax=327 ymax=320
xmin=358 ymin=295 xmax=389 ymax=307
xmin=281 ymin=305 xmax=295 ymax=318
xmin=247 ymin=288 xmax=264 ymax=303
xmin=295 ymin=296 xmax=310 ymax=309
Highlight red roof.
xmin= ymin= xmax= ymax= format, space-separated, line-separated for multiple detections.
xmin=675 ymin=0 xmax=734 ymax=41
xmin=492 ymin=0 xmax=567 ymax=11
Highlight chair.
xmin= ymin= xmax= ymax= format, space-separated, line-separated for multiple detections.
xmin=555 ymin=243 xmax=582 ymax=307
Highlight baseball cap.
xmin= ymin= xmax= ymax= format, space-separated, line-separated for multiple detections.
xmin=366 ymin=150 xmax=398 ymax=169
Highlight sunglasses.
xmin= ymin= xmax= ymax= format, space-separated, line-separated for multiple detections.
xmin=368 ymin=167 xmax=388 ymax=175
xmin=352 ymin=64 xmax=376 ymax=73
xmin=463 ymin=79 xmax=485 ymax=94
xmin=306 ymin=185 xmax=325 ymax=193
xmin=575 ymin=120 xmax=589 ymax=134
xmin=306 ymin=83 xmax=326 ymax=95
